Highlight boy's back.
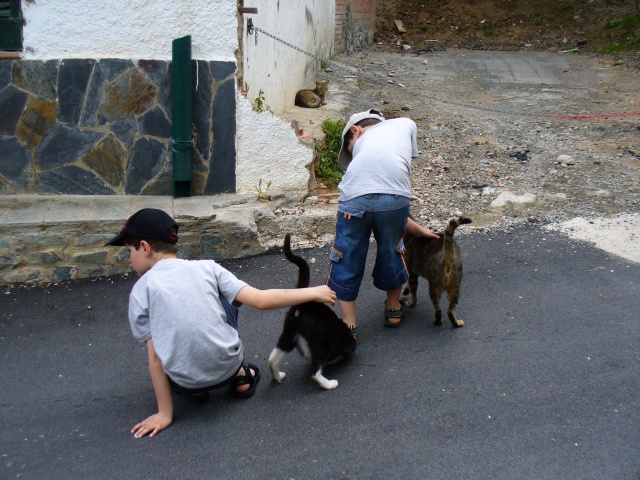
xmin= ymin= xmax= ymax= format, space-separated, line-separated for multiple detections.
xmin=338 ymin=117 xmax=418 ymax=202
xmin=129 ymin=258 xmax=247 ymax=388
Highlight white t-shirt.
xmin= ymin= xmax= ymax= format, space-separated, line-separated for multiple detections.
xmin=128 ymin=258 xmax=248 ymax=389
xmin=338 ymin=117 xmax=418 ymax=201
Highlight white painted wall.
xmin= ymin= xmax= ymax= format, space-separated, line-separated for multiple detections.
xmin=21 ymin=0 xmax=330 ymax=197
xmin=235 ymin=93 xmax=313 ymax=197
xmin=241 ymin=0 xmax=335 ymax=114
xmin=22 ymin=0 xmax=238 ymax=61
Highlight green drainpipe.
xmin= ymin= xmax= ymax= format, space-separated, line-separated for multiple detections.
xmin=171 ymin=35 xmax=193 ymax=198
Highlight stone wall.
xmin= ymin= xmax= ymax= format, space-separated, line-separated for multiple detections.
xmin=335 ymin=0 xmax=378 ymax=53
xmin=0 ymin=195 xmax=268 ymax=285
xmin=0 ymin=58 xmax=237 ymax=196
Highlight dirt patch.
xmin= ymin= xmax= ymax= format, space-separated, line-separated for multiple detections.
xmin=295 ymin=1 xmax=637 ymax=235
xmin=375 ymin=0 xmax=640 ymax=56
xmin=329 ymin=47 xmax=640 ymax=233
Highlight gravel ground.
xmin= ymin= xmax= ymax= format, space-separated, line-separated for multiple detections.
xmin=330 ymin=47 xmax=640 ymax=234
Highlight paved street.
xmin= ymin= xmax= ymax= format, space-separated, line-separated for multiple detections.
xmin=2 ymin=224 xmax=639 ymax=479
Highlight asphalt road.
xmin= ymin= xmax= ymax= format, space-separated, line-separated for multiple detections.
xmin=2 ymin=224 xmax=639 ymax=479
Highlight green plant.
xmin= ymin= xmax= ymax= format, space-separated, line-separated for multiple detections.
xmin=601 ymin=14 xmax=640 ymax=52
xmin=601 ymin=43 xmax=622 ymax=53
xmin=315 ymin=118 xmax=346 ymax=189
xmin=534 ymin=17 xmax=543 ymax=26
xmin=420 ymin=22 xmax=430 ymax=32
xmin=254 ymin=89 xmax=271 ymax=113
xmin=605 ymin=17 xmax=623 ymax=29
xmin=256 ymin=178 xmax=272 ymax=201
xmin=559 ymin=1 xmax=576 ymax=12
xmin=482 ymin=22 xmax=494 ymax=37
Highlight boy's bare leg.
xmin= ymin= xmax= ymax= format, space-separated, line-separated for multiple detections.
xmin=339 ymin=299 xmax=356 ymax=329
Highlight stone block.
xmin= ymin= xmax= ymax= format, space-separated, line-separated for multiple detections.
xmin=34 ymin=250 xmax=62 ymax=264
xmin=201 ymin=235 xmax=229 ymax=261
xmin=0 ymin=254 xmax=19 ymax=269
xmin=3 ymin=267 xmax=44 ymax=284
xmin=76 ymin=234 xmax=115 ymax=246
xmin=205 ymin=78 xmax=236 ymax=194
xmin=12 ymin=61 xmax=56 ymax=99
xmin=0 ymin=137 xmax=34 ymax=191
xmin=111 ymin=117 xmax=138 ymax=148
xmin=139 ymin=59 xmax=167 ymax=86
xmin=125 ymin=138 xmax=167 ymax=194
xmin=98 ymin=68 xmax=156 ymax=123
xmin=193 ymin=61 xmax=213 ymax=160
xmin=35 ymin=124 xmax=104 ymax=171
xmin=0 ymin=60 xmax=11 ymax=89
xmin=57 ymin=59 xmax=95 ymax=124
xmin=52 ymin=266 xmax=78 ymax=282
xmin=99 ymin=59 xmax=134 ymax=82
xmin=73 ymin=250 xmax=108 ymax=264
xmin=114 ymin=248 xmax=130 ymax=263
xmin=16 ymin=95 xmax=58 ymax=150
xmin=138 ymin=106 xmax=171 ymax=139
xmin=81 ymin=135 xmax=127 ymax=188
xmin=79 ymin=61 xmax=105 ymax=127
xmin=38 ymin=165 xmax=116 ymax=195
xmin=22 ymin=234 xmax=67 ymax=248
xmin=0 ymin=85 xmax=28 ymax=136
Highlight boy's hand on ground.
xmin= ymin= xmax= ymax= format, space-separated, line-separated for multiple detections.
xmin=131 ymin=412 xmax=172 ymax=438
xmin=313 ymin=285 xmax=336 ymax=305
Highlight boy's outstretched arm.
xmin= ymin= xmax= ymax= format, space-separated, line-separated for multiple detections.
xmin=131 ymin=338 xmax=173 ymax=438
xmin=236 ymin=285 xmax=336 ymax=310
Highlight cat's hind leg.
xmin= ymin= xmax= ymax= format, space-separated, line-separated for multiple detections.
xmin=446 ymin=287 xmax=464 ymax=327
xmin=311 ymin=367 xmax=339 ymax=390
xmin=404 ymin=273 xmax=419 ymax=308
xmin=268 ymin=348 xmax=287 ymax=383
xmin=428 ymin=283 xmax=444 ymax=325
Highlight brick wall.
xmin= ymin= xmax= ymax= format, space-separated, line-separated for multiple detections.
xmin=335 ymin=0 xmax=377 ymax=53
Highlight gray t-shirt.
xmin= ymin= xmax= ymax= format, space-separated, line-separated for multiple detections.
xmin=338 ymin=117 xmax=418 ymax=201
xmin=128 ymin=258 xmax=248 ymax=389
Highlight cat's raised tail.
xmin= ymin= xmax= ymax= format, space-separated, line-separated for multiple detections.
xmin=443 ymin=216 xmax=472 ymax=285
xmin=283 ymin=234 xmax=310 ymax=289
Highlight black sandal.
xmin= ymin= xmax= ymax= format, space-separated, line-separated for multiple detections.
xmin=384 ymin=299 xmax=406 ymax=328
xmin=231 ymin=362 xmax=261 ymax=399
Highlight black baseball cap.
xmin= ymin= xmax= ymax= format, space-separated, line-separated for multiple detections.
xmin=105 ymin=208 xmax=179 ymax=246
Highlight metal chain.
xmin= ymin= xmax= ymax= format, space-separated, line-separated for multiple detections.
xmin=247 ymin=25 xmax=635 ymax=119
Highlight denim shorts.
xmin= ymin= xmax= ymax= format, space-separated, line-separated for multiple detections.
xmin=327 ymin=194 xmax=410 ymax=302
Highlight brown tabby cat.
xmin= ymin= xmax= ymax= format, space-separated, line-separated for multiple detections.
xmin=294 ymin=80 xmax=329 ymax=108
xmin=402 ymin=216 xmax=472 ymax=327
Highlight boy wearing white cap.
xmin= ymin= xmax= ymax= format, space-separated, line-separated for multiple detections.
xmin=327 ymin=109 xmax=439 ymax=338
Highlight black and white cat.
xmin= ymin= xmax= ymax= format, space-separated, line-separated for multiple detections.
xmin=268 ymin=234 xmax=356 ymax=390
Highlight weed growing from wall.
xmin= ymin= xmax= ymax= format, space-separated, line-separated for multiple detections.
xmin=315 ymin=118 xmax=346 ymax=188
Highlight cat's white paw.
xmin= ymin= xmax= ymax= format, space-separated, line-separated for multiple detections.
xmin=324 ymin=379 xmax=339 ymax=390
xmin=312 ymin=374 xmax=339 ymax=390
xmin=269 ymin=362 xmax=286 ymax=383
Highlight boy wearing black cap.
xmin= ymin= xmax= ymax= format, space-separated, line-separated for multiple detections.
xmin=327 ymin=109 xmax=439 ymax=339
xmin=107 ymin=208 xmax=336 ymax=438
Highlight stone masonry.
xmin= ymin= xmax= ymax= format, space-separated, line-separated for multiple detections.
xmin=0 ymin=58 xmax=237 ymax=196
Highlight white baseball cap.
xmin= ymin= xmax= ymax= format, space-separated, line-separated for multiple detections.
xmin=338 ymin=108 xmax=385 ymax=170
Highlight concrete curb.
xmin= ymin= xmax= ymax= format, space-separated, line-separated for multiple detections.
xmin=0 ymin=194 xmax=337 ymax=286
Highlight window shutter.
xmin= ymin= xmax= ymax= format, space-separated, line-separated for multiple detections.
xmin=0 ymin=0 xmax=25 ymax=51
